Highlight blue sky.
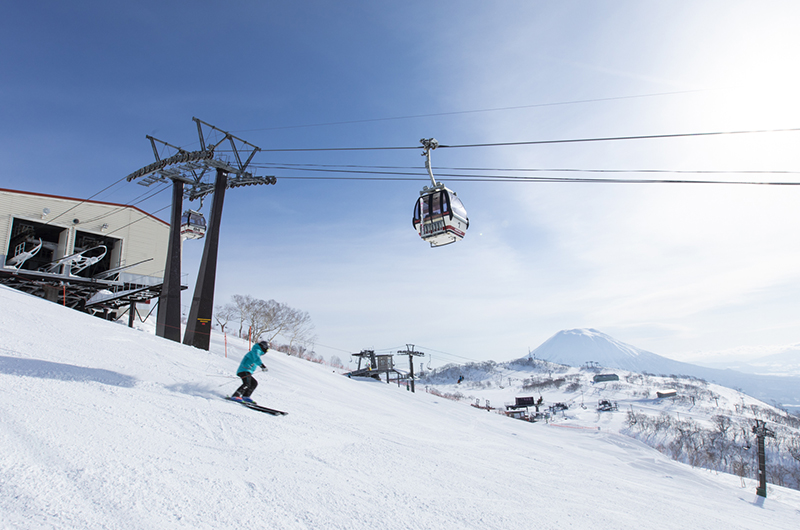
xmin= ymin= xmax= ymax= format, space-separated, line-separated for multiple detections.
xmin=3 ymin=1 xmax=800 ymax=367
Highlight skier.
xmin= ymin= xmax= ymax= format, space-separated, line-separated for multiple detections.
xmin=231 ymin=340 xmax=270 ymax=403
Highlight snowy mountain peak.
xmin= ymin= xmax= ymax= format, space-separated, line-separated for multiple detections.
xmin=532 ymin=328 xmax=648 ymax=369
xmin=525 ymin=328 xmax=800 ymax=409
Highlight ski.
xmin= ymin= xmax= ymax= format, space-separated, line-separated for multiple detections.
xmin=225 ymin=397 xmax=288 ymax=416
xmin=242 ymin=402 xmax=288 ymax=416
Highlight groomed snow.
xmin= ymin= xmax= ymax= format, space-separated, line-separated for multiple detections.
xmin=1 ymin=285 xmax=798 ymax=529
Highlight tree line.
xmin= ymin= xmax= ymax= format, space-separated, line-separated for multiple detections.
xmin=623 ymin=406 xmax=800 ymax=491
xmin=213 ymin=294 xmax=316 ymax=353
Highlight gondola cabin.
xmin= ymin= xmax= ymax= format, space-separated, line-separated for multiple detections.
xmin=412 ymin=184 xmax=469 ymax=247
xmin=180 ymin=210 xmax=206 ymax=240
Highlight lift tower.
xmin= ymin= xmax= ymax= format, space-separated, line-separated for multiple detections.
xmin=752 ymin=419 xmax=776 ymax=498
xmin=126 ymin=118 xmax=276 ymax=347
xmin=397 ymin=344 xmax=425 ymax=393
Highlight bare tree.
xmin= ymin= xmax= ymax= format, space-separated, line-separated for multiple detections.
xmin=253 ymin=299 xmax=291 ymax=342
xmin=712 ymin=414 xmax=732 ymax=436
xmin=213 ymin=303 xmax=237 ymax=334
xmin=283 ymin=309 xmax=316 ymax=350
xmin=231 ymin=294 xmax=257 ymax=338
xmin=235 ymin=298 xmax=293 ymax=343
xmin=788 ymin=433 xmax=800 ymax=463
xmin=330 ymin=355 xmax=344 ymax=369
xmin=226 ymin=295 xmax=317 ymax=354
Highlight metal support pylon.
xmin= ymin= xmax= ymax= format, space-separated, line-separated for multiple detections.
xmin=752 ymin=419 xmax=776 ymax=497
xmin=183 ymin=169 xmax=227 ymax=350
xmin=126 ymin=118 xmax=275 ymax=345
xmin=156 ymin=179 xmax=184 ymax=342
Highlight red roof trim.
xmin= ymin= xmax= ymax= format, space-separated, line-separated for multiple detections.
xmin=0 ymin=188 xmax=169 ymax=227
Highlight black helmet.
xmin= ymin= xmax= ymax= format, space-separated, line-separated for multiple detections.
xmin=257 ymin=340 xmax=269 ymax=352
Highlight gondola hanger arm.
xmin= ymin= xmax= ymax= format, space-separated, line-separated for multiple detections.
xmin=420 ymin=138 xmax=440 ymax=188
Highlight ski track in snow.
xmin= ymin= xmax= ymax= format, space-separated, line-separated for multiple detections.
xmin=0 ymin=285 xmax=799 ymax=529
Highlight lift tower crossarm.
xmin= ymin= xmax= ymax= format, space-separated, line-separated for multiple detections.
xmin=147 ymin=135 xmax=190 ymax=162
xmin=187 ymin=174 xmax=277 ymax=201
xmin=193 ymin=117 xmax=261 ymax=174
xmin=125 ymin=149 xmax=213 ymax=183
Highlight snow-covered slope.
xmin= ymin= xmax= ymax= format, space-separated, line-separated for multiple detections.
xmin=530 ymin=329 xmax=800 ymax=408
xmin=420 ymin=355 xmax=800 ymax=490
xmin=1 ymin=287 xmax=799 ymax=529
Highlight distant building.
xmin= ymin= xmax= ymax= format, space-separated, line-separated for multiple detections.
xmin=593 ymin=373 xmax=619 ymax=383
xmin=0 ymin=188 xmax=171 ymax=317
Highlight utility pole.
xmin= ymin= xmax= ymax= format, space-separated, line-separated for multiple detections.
xmin=752 ymin=419 xmax=776 ymax=497
xmin=397 ymin=344 xmax=424 ymax=393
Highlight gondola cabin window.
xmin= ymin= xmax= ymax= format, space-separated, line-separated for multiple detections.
xmin=450 ymin=194 xmax=467 ymax=219
xmin=431 ymin=192 xmax=442 ymax=216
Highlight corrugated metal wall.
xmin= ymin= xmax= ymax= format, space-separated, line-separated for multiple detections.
xmin=0 ymin=189 xmax=169 ymax=282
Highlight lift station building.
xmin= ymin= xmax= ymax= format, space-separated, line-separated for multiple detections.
xmin=0 ymin=188 xmax=172 ymax=317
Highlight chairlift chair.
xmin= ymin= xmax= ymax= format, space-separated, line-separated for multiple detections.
xmin=6 ymin=238 xmax=42 ymax=269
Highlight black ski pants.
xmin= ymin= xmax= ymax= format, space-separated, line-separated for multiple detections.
xmin=234 ymin=372 xmax=258 ymax=397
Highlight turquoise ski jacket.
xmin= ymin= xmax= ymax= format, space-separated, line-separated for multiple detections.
xmin=237 ymin=343 xmax=267 ymax=374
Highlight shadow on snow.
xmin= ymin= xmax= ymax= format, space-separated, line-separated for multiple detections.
xmin=0 ymin=355 xmax=137 ymax=388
